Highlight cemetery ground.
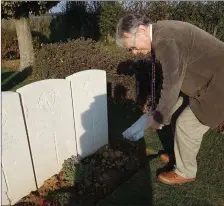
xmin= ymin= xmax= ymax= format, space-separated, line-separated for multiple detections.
xmin=2 ymin=65 xmax=224 ymax=206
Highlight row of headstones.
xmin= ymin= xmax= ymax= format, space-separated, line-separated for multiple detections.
xmin=2 ymin=70 xmax=108 ymax=205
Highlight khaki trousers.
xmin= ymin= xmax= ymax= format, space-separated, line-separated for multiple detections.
xmin=171 ymin=96 xmax=210 ymax=178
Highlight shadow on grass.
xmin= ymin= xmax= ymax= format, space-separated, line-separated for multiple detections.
xmin=100 ymin=84 xmax=155 ymax=206
xmin=1 ymin=71 xmax=16 ymax=83
xmin=1 ymin=67 xmax=32 ymax=91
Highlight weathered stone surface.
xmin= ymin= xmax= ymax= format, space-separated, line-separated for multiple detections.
xmin=2 ymin=92 xmax=36 ymax=205
xmin=17 ymin=80 xmax=77 ymax=187
xmin=66 ymin=70 xmax=108 ymax=158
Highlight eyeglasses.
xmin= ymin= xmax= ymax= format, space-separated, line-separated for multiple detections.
xmin=128 ymin=30 xmax=138 ymax=52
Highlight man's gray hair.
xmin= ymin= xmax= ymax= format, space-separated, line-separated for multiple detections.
xmin=116 ymin=14 xmax=151 ymax=48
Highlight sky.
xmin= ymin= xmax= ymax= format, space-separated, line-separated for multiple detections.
xmin=50 ymin=1 xmax=65 ymax=13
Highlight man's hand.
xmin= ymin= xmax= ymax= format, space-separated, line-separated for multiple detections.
xmin=148 ymin=115 xmax=164 ymax=130
xmin=142 ymin=103 xmax=149 ymax=113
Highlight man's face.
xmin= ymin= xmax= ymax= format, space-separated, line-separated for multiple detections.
xmin=123 ymin=25 xmax=151 ymax=55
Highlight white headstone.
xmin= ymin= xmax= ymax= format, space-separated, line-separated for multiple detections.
xmin=2 ymin=169 xmax=10 ymax=205
xmin=17 ymin=80 xmax=77 ymax=187
xmin=2 ymin=92 xmax=36 ymax=205
xmin=66 ymin=70 xmax=108 ymax=158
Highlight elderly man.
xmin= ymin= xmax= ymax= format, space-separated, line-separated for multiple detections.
xmin=116 ymin=14 xmax=224 ymax=185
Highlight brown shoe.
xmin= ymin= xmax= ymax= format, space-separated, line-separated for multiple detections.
xmin=158 ymin=171 xmax=196 ymax=185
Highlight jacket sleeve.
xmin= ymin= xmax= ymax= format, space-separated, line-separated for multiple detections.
xmin=153 ymin=38 xmax=184 ymax=125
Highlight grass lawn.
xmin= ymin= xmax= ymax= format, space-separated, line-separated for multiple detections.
xmin=98 ymin=127 xmax=224 ymax=206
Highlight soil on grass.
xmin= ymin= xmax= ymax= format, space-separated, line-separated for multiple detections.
xmin=15 ymin=138 xmax=157 ymax=206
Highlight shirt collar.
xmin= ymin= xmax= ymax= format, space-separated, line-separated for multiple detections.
xmin=149 ymin=24 xmax=152 ymax=42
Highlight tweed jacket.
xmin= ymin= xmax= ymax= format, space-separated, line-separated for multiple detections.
xmin=152 ymin=20 xmax=224 ymax=128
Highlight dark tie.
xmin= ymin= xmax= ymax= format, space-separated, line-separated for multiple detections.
xmin=151 ymin=49 xmax=156 ymax=111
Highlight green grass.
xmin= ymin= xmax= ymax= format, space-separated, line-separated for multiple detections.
xmin=1 ymin=66 xmax=34 ymax=91
xmin=98 ymin=128 xmax=224 ymax=206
